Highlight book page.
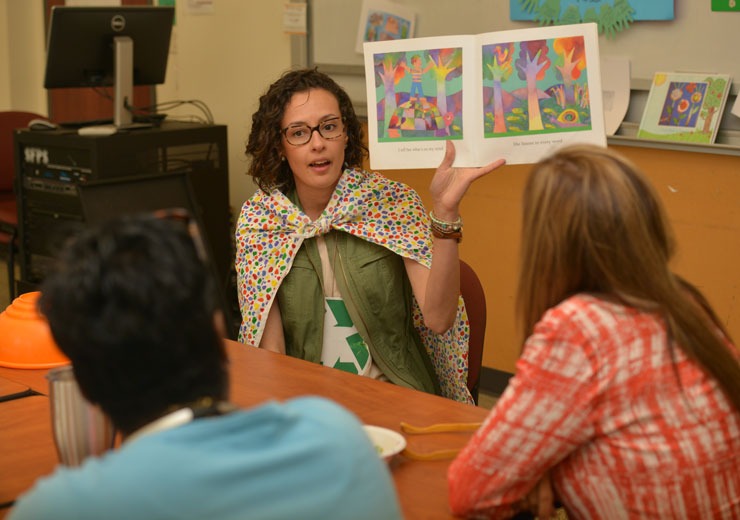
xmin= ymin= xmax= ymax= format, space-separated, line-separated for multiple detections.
xmin=363 ymin=35 xmax=479 ymax=170
xmin=475 ymin=23 xmax=606 ymax=165
xmin=363 ymin=24 xmax=606 ymax=169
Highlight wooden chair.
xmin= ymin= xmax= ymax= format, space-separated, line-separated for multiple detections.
xmin=460 ymin=259 xmax=487 ymax=404
xmin=0 ymin=111 xmax=49 ymax=302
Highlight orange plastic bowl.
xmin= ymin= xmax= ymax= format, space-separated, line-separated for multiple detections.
xmin=0 ymin=291 xmax=69 ymax=369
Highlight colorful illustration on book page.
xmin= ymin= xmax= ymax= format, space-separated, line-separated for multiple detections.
xmin=637 ymin=72 xmax=731 ymax=144
xmin=370 ymin=47 xmax=463 ymax=142
xmin=482 ymin=36 xmax=593 ymax=139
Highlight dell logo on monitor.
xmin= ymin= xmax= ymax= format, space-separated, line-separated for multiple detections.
xmin=110 ymin=14 xmax=126 ymax=32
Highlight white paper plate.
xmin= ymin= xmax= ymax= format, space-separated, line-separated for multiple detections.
xmin=363 ymin=425 xmax=406 ymax=461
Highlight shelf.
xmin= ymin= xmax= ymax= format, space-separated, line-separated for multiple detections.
xmin=609 ymin=123 xmax=740 ymax=157
xmin=317 ymin=64 xmax=740 ymax=158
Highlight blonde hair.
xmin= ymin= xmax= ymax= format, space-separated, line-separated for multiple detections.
xmin=517 ymin=144 xmax=740 ymax=411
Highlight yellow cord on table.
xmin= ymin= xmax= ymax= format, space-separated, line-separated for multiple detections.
xmin=400 ymin=421 xmax=481 ymax=434
xmin=399 ymin=421 xmax=482 ymax=460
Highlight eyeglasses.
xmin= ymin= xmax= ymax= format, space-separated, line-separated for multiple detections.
xmin=281 ymin=117 xmax=344 ymax=146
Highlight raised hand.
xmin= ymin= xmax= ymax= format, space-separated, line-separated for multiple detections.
xmin=428 ymin=140 xmax=505 ymax=220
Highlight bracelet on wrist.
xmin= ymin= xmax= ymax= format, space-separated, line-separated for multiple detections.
xmin=429 ymin=211 xmax=463 ymax=242
xmin=431 ymin=227 xmax=463 ymax=242
xmin=429 ymin=211 xmax=463 ymax=231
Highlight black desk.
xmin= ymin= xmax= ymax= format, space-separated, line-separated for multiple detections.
xmin=13 ymin=121 xmax=230 ymax=289
xmin=12 ymin=122 xmax=236 ymax=333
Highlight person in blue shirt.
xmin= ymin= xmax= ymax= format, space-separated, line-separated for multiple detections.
xmin=10 ymin=214 xmax=402 ymax=520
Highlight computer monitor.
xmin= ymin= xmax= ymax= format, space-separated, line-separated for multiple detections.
xmin=77 ymin=172 xmax=237 ymax=339
xmin=44 ymin=6 xmax=175 ymax=128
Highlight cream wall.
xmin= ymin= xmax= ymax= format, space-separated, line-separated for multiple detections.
xmin=156 ymin=1 xmax=293 ymax=210
xmin=1 ymin=0 xmax=47 ymax=113
xmin=0 ymin=0 xmax=9 ymax=108
xmin=1 ymin=0 xmax=294 ymax=210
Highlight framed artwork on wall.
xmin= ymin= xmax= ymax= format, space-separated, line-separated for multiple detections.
xmin=355 ymin=0 xmax=417 ymax=54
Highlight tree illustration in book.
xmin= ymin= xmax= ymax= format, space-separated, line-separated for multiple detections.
xmin=482 ymin=35 xmax=593 ymax=137
xmin=371 ymin=48 xmax=463 ymax=141
xmin=363 ymin=24 xmax=605 ymax=169
xmin=370 ymin=36 xmax=594 ymax=143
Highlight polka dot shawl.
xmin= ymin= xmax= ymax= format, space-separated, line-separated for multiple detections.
xmin=235 ymin=168 xmax=473 ymax=403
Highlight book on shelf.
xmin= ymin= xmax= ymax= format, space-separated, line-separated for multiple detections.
xmin=363 ymin=23 xmax=606 ymax=170
xmin=637 ymin=71 xmax=732 ymax=145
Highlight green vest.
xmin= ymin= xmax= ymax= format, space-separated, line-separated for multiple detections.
xmin=277 ymin=230 xmax=441 ymax=396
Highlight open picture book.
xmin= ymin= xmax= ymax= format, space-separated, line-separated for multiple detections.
xmin=363 ymin=23 xmax=606 ymax=169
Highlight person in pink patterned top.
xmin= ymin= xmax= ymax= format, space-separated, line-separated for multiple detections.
xmin=448 ymin=144 xmax=740 ymax=518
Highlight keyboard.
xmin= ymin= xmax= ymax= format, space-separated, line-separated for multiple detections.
xmin=59 ymin=114 xmax=166 ymax=129
xmin=59 ymin=118 xmax=114 ymax=128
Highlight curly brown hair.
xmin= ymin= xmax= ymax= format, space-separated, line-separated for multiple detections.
xmin=246 ymin=68 xmax=368 ymax=193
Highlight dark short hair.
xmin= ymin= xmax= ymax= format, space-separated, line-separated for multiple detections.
xmin=246 ymin=68 xmax=368 ymax=193
xmin=38 ymin=215 xmax=228 ymax=434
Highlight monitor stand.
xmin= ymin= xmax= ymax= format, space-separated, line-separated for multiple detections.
xmin=113 ymin=36 xmax=152 ymax=130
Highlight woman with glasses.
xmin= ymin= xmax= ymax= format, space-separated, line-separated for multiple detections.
xmin=235 ymin=69 xmax=504 ymax=402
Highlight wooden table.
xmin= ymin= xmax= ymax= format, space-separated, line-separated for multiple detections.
xmin=0 ymin=377 xmax=33 ymax=402
xmin=0 ymin=370 xmax=49 ymax=396
xmin=0 ymin=340 xmax=489 ymax=519
xmin=0 ymin=396 xmax=58 ymax=510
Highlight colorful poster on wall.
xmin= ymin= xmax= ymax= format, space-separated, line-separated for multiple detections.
xmin=510 ymin=0 xmax=674 ymax=36
xmin=355 ymin=0 xmax=417 ymax=54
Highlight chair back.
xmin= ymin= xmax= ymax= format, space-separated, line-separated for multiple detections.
xmin=460 ymin=259 xmax=487 ymax=404
xmin=0 ymin=111 xmax=48 ymax=192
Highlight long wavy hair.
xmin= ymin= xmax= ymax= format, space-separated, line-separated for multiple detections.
xmin=246 ymin=68 xmax=368 ymax=193
xmin=517 ymin=144 xmax=740 ymax=412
